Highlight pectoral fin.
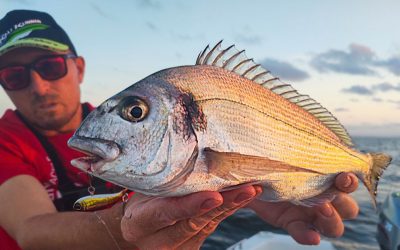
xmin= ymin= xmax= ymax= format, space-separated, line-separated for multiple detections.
xmin=204 ymin=147 xmax=322 ymax=181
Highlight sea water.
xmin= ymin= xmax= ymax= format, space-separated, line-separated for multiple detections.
xmin=202 ymin=137 xmax=400 ymax=250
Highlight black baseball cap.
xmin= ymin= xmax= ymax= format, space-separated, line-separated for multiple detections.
xmin=0 ymin=9 xmax=77 ymax=56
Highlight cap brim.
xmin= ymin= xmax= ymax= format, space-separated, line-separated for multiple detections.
xmin=0 ymin=37 xmax=70 ymax=56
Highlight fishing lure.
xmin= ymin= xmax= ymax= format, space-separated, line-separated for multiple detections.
xmin=73 ymin=189 xmax=128 ymax=211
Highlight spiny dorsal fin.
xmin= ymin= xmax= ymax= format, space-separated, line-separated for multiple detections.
xmin=196 ymin=41 xmax=353 ymax=147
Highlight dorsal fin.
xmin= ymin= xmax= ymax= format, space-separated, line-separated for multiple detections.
xmin=196 ymin=41 xmax=353 ymax=147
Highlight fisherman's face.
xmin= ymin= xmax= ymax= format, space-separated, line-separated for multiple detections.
xmin=0 ymin=48 xmax=85 ymax=133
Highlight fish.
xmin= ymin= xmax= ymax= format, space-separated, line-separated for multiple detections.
xmin=73 ymin=189 xmax=128 ymax=211
xmin=68 ymin=41 xmax=392 ymax=207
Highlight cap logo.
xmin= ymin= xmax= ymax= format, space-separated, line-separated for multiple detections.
xmin=0 ymin=11 xmax=76 ymax=56
xmin=0 ymin=19 xmax=48 ymax=46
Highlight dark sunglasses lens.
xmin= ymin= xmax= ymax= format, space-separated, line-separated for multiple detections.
xmin=0 ymin=67 xmax=29 ymax=90
xmin=35 ymin=56 xmax=67 ymax=80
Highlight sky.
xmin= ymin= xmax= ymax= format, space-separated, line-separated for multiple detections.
xmin=1 ymin=0 xmax=400 ymax=137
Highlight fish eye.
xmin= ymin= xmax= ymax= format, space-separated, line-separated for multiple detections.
xmin=119 ymin=97 xmax=149 ymax=122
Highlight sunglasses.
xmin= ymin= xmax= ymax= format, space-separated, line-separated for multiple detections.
xmin=0 ymin=54 xmax=76 ymax=91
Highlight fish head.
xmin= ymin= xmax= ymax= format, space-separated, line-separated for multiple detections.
xmin=68 ymin=73 xmax=200 ymax=195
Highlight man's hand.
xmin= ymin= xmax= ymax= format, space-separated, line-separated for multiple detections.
xmin=121 ymin=185 xmax=262 ymax=249
xmin=247 ymin=172 xmax=359 ymax=245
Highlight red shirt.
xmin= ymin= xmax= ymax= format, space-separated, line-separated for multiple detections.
xmin=0 ymin=105 xmax=93 ymax=250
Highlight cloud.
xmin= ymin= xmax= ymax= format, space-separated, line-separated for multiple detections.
xmin=137 ymin=0 xmax=162 ymax=9
xmin=341 ymin=85 xmax=373 ymax=95
xmin=169 ymin=31 xmax=204 ymax=41
xmin=349 ymin=98 xmax=359 ymax=102
xmin=170 ymin=32 xmax=192 ymax=41
xmin=259 ymin=58 xmax=310 ymax=81
xmin=234 ymin=34 xmax=262 ymax=45
xmin=311 ymin=44 xmax=400 ymax=77
xmin=342 ymin=82 xmax=400 ymax=96
xmin=371 ymin=82 xmax=400 ymax=92
xmin=376 ymin=56 xmax=400 ymax=75
xmin=388 ymin=100 xmax=400 ymax=108
xmin=90 ymin=3 xmax=112 ymax=19
xmin=145 ymin=21 xmax=158 ymax=31
xmin=311 ymin=44 xmax=377 ymax=75
xmin=335 ymin=108 xmax=349 ymax=112
xmin=347 ymin=123 xmax=400 ymax=137
xmin=175 ymin=52 xmax=183 ymax=59
xmin=372 ymin=97 xmax=383 ymax=102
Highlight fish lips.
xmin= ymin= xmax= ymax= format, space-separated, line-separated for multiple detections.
xmin=68 ymin=136 xmax=121 ymax=173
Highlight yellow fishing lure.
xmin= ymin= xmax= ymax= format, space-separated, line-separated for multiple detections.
xmin=73 ymin=189 xmax=128 ymax=211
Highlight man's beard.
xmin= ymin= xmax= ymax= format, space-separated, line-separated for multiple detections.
xmin=30 ymin=94 xmax=80 ymax=131
xmin=33 ymin=110 xmax=76 ymax=130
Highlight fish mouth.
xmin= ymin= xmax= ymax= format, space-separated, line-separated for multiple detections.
xmin=67 ymin=136 xmax=121 ymax=173
xmin=73 ymin=153 xmax=106 ymax=172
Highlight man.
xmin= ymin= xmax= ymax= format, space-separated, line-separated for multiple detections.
xmin=0 ymin=9 xmax=359 ymax=250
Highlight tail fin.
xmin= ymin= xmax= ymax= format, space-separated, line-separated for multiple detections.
xmin=362 ymin=153 xmax=392 ymax=209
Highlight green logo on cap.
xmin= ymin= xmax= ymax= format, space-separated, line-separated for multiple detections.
xmin=0 ymin=23 xmax=70 ymax=56
xmin=7 ymin=23 xmax=49 ymax=43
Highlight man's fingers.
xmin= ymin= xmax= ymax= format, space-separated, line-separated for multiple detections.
xmin=177 ymin=213 xmax=232 ymax=250
xmin=331 ymin=193 xmax=359 ymax=219
xmin=188 ymin=185 xmax=259 ymax=231
xmin=136 ymin=186 xmax=259 ymax=249
xmin=335 ymin=173 xmax=359 ymax=193
xmin=273 ymin=205 xmax=323 ymax=245
xmin=176 ymin=187 xmax=259 ymax=250
xmin=286 ymin=220 xmax=320 ymax=245
xmin=313 ymin=203 xmax=345 ymax=238
xmin=152 ymin=200 xmax=241 ymax=249
xmin=136 ymin=217 xmax=205 ymax=249
xmin=164 ymin=186 xmax=259 ymax=241
xmin=184 ymin=220 xmax=220 ymax=247
xmin=121 ymin=191 xmax=223 ymax=243
xmin=276 ymin=203 xmax=343 ymax=243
